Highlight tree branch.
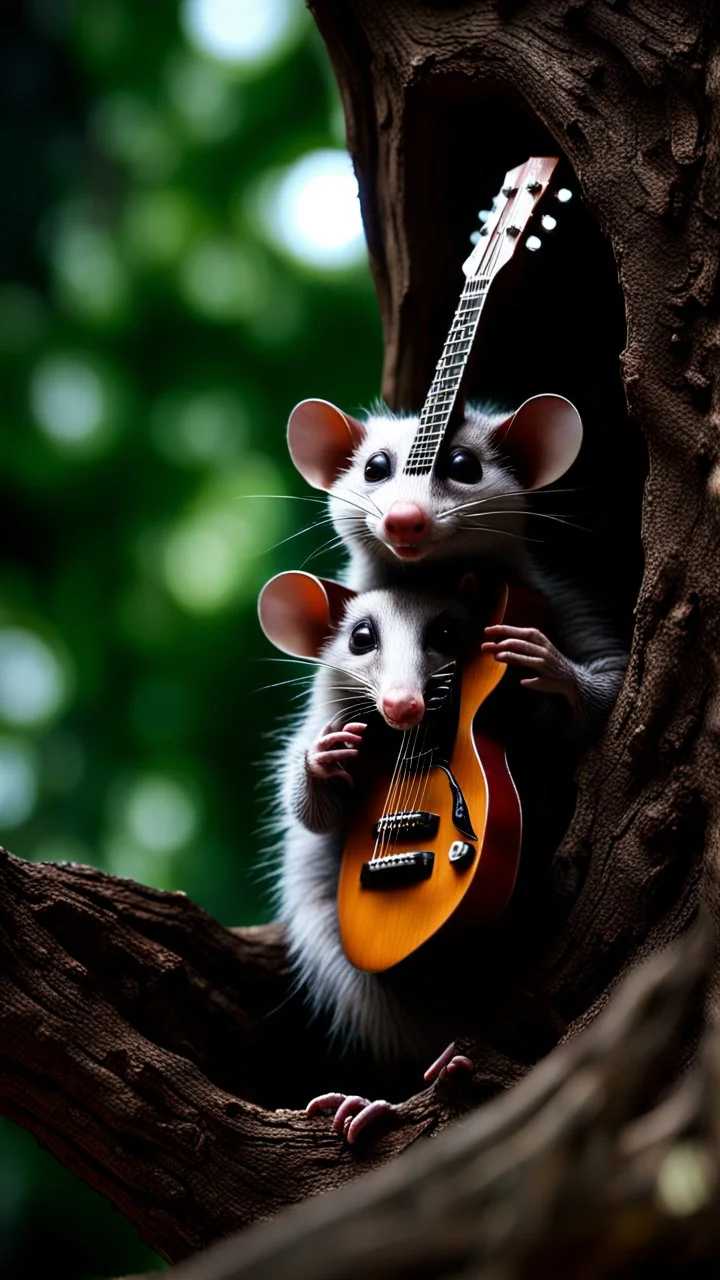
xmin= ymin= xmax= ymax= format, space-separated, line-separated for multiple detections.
xmin=137 ymin=916 xmax=719 ymax=1280
xmin=0 ymin=850 xmax=469 ymax=1261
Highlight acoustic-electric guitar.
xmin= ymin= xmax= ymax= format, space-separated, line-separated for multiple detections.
xmin=336 ymin=157 xmax=574 ymax=973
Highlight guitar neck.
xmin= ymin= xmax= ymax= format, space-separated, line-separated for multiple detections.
xmin=403 ymin=274 xmax=490 ymax=477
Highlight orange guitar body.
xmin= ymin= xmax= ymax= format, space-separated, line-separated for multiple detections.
xmin=338 ymin=585 xmax=523 ymax=973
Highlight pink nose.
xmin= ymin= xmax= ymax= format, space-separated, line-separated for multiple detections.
xmin=381 ymin=686 xmax=425 ymax=730
xmin=383 ymin=501 xmax=429 ymax=545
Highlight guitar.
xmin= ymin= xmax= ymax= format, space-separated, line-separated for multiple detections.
xmin=337 ymin=582 xmax=528 ymax=974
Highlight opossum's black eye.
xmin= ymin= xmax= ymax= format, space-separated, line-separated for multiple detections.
xmin=443 ymin=448 xmax=483 ymax=485
xmin=425 ymin=615 xmax=465 ymax=654
xmin=364 ymin=451 xmax=392 ymax=483
xmin=349 ymin=619 xmax=378 ymax=654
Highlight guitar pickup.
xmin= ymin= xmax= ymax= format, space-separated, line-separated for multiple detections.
xmin=373 ymin=811 xmax=439 ymax=841
xmin=360 ymin=851 xmax=434 ymax=888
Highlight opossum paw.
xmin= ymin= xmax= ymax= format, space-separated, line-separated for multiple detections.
xmin=306 ymin=721 xmax=367 ymax=786
xmin=306 ymin=1092 xmax=396 ymax=1144
xmin=423 ymin=1042 xmax=475 ymax=1084
xmin=482 ymin=625 xmax=578 ymax=704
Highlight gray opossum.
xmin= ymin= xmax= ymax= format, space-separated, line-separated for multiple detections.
xmin=287 ymin=396 xmax=628 ymax=735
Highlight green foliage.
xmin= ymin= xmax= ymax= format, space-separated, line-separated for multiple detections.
xmin=0 ymin=0 xmax=381 ymax=1274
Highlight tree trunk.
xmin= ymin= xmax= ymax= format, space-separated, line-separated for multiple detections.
xmin=3 ymin=0 xmax=720 ymax=1274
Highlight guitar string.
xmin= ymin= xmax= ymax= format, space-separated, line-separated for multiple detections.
xmin=407 ymin=208 xmax=515 ymax=470
xmin=371 ymin=719 xmax=417 ymax=862
xmin=382 ymin=720 xmax=422 ymax=863
xmin=385 ymin=719 xmax=423 ymax=862
xmin=383 ymin=718 xmax=425 ymax=866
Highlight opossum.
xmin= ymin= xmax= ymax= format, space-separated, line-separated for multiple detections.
xmin=287 ymin=396 xmax=629 ymax=738
xmin=258 ymin=564 xmax=607 ymax=1139
xmin=259 ymin=573 xmax=483 ymax=1067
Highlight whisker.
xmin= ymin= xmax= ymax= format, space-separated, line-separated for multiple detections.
xmin=242 ymin=493 xmax=326 ymax=504
xmin=299 ymin=535 xmax=350 ymax=567
xmin=332 ymin=481 xmax=383 ymax=518
xmin=260 ymin=515 xmax=342 ymax=555
xmin=254 ymin=675 xmax=316 ymax=694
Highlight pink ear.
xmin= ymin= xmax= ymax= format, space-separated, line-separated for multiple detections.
xmin=287 ymin=399 xmax=366 ymax=491
xmin=258 ymin=571 xmax=356 ymax=658
xmin=493 ymin=394 xmax=582 ymax=490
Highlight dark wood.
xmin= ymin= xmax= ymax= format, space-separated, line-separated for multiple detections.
xmin=149 ymin=918 xmax=719 ymax=1280
xmin=0 ymin=849 xmax=469 ymax=1260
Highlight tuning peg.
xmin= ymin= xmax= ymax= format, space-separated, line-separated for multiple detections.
xmin=526 ymin=235 xmax=542 ymax=252
xmin=556 ymin=188 xmax=573 ymax=203
xmin=541 ymin=214 xmax=557 ymax=231
xmin=478 ymin=209 xmax=491 ymax=223
xmin=469 ymin=230 xmax=481 ymax=245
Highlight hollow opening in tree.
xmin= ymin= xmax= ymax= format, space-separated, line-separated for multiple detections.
xmin=396 ymin=79 xmax=646 ymax=629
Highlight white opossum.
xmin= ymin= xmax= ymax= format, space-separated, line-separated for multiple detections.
xmin=287 ymin=396 xmax=629 ymax=736
xmin=259 ymin=571 xmax=516 ymax=1066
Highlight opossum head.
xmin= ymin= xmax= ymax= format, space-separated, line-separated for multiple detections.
xmin=258 ymin=570 xmax=475 ymax=731
xmin=287 ymin=396 xmax=581 ymax=572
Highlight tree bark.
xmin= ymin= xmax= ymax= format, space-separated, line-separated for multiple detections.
xmin=3 ymin=0 xmax=720 ymax=1274
xmin=0 ymin=850 xmax=467 ymax=1261
xmin=140 ymin=917 xmax=720 ymax=1280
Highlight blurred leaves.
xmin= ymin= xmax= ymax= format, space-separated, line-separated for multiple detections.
xmin=0 ymin=0 xmax=380 ymax=1274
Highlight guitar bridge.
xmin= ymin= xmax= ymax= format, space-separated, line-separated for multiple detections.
xmin=373 ymin=811 xmax=439 ymax=841
xmin=360 ymin=850 xmax=434 ymax=888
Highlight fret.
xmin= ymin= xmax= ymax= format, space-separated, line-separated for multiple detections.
xmin=404 ymin=271 xmax=489 ymax=474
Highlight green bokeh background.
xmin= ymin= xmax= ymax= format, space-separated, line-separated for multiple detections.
xmin=0 ymin=1 xmax=380 ymax=1274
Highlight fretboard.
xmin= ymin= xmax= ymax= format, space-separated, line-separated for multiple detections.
xmin=404 ymin=275 xmax=489 ymax=476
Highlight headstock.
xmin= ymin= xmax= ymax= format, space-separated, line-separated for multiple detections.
xmin=463 ymin=156 xmax=572 ymax=281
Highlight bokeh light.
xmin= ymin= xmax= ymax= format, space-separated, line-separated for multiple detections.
xmin=0 ymin=739 xmax=39 ymax=828
xmin=0 ymin=629 xmax=69 ymax=726
xmin=50 ymin=215 xmax=131 ymax=325
xmin=150 ymin=388 xmax=245 ymax=467
xmin=122 ymin=188 xmax=201 ymax=267
xmin=91 ymin=93 xmax=180 ymax=179
xmin=124 ymin=773 xmax=200 ymax=852
xmin=165 ymin=54 xmax=243 ymax=141
xmin=29 ymin=354 xmax=118 ymax=454
xmin=178 ymin=236 xmax=269 ymax=321
xmin=160 ymin=459 xmax=285 ymax=613
xmin=262 ymin=149 xmax=366 ymax=269
xmin=181 ymin=0 xmax=302 ymax=68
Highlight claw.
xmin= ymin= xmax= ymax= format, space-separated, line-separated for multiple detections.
xmin=345 ymin=1099 xmax=394 ymax=1144
xmin=330 ymin=1095 xmax=371 ymax=1132
xmin=424 ymin=1042 xmax=475 ymax=1084
xmin=306 ymin=1092 xmax=348 ymax=1116
xmin=305 ymin=1091 xmax=395 ymax=1143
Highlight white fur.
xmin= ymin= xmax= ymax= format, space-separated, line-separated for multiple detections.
xmin=273 ymin=587 xmax=473 ymax=1062
xmin=330 ymin=403 xmax=530 ymax=591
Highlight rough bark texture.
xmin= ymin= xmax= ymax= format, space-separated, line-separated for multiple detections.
xmin=3 ymin=1 xmax=720 ymax=1275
